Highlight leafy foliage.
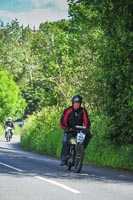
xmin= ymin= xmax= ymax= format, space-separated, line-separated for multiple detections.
xmin=95 ymin=0 xmax=133 ymax=144
xmin=20 ymin=107 xmax=133 ymax=170
xmin=20 ymin=107 xmax=62 ymax=156
xmin=68 ymin=0 xmax=133 ymax=144
xmin=0 ymin=70 xmax=26 ymax=122
xmin=0 ymin=1 xmax=132 ymax=170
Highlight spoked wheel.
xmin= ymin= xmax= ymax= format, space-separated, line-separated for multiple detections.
xmin=6 ymin=133 xmax=11 ymax=142
xmin=74 ymin=144 xmax=84 ymax=173
xmin=67 ymin=159 xmax=72 ymax=170
xmin=67 ymin=147 xmax=75 ymax=171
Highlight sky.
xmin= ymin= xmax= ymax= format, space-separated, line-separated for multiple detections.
xmin=0 ymin=0 xmax=69 ymax=29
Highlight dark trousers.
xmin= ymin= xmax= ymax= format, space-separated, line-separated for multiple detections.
xmin=60 ymin=132 xmax=92 ymax=161
xmin=5 ymin=129 xmax=14 ymax=137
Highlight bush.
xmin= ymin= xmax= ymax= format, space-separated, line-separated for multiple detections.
xmin=20 ymin=107 xmax=63 ymax=156
xmin=20 ymin=107 xmax=133 ymax=171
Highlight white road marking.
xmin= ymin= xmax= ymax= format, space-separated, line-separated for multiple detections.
xmin=0 ymin=162 xmax=23 ymax=172
xmin=0 ymin=161 xmax=81 ymax=194
xmin=36 ymin=176 xmax=81 ymax=194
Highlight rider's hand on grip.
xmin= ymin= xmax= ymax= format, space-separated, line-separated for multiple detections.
xmin=64 ymin=127 xmax=70 ymax=132
xmin=64 ymin=126 xmax=76 ymax=132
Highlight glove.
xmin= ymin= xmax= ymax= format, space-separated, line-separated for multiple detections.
xmin=64 ymin=127 xmax=70 ymax=132
xmin=64 ymin=126 xmax=75 ymax=132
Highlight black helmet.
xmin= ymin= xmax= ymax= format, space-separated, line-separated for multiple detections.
xmin=72 ymin=94 xmax=82 ymax=104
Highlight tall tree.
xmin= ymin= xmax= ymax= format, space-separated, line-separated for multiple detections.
xmin=68 ymin=0 xmax=133 ymax=144
xmin=32 ymin=20 xmax=76 ymax=105
xmin=0 ymin=70 xmax=26 ymax=123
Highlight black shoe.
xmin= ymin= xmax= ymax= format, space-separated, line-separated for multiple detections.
xmin=60 ymin=160 xmax=66 ymax=166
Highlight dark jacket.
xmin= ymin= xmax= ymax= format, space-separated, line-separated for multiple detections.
xmin=4 ymin=121 xmax=15 ymax=129
xmin=60 ymin=106 xmax=91 ymax=130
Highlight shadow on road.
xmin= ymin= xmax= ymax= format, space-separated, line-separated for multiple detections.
xmin=0 ymin=136 xmax=133 ymax=185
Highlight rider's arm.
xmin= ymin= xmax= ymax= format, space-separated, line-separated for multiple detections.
xmin=82 ymin=108 xmax=91 ymax=130
xmin=60 ymin=107 xmax=73 ymax=129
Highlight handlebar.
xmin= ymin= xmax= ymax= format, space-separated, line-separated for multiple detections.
xmin=64 ymin=126 xmax=87 ymax=133
xmin=75 ymin=125 xmax=86 ymax=130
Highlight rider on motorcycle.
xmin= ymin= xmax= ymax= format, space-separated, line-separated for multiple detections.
xmin=60 ymin=94 xmax=92 ymax=166
xmin=4 ymin=117 xmax=15 ymax=138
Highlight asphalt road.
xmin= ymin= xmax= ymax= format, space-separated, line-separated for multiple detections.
xmin=0 ymin=135 xmax=133 ymax=200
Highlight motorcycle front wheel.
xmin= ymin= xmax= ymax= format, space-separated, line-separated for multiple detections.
xmin=6 ymin=132 xmax=11 ymax=142
xmin=67 ymin=159 xmax=72 ymax=170
xmin=74 ymin=144 xmax=84 ymax=173
xmin=67 ymin=150 xmax=75 ymax=171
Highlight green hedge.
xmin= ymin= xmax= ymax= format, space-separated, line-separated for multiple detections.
xmin=20 ymin=108 xmax=63 ymax=157
xmin=20 ymin=107 xmax=133 ymax=171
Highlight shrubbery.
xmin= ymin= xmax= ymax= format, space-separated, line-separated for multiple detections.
xmin=20 ymin=107 xmax=63 ymax=157
xmin=20 ymin=107 xmax=133 ymax=171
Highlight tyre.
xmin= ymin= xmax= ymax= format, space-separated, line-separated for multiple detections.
xmin=74 ymin=144 xmax=84 ymax=173
xmin=67 ymin=147 xmax=75 ymax=171
xmin=6 ymin=132 xmax=11 ymax=142
xmin=6 ymin=134 xmax=9 ymax=142
xmin=67 ymin=159 xmax=72 ymax=170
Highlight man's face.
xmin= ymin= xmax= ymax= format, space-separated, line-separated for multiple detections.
xmin=73 ymin=101 xmax=80 ymax=110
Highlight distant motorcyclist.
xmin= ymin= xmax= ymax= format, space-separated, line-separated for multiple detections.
xmin=4 ymin=117 xmax=15 ymax=138
xmin=59 ymin=94 xmax=92 ymax=166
